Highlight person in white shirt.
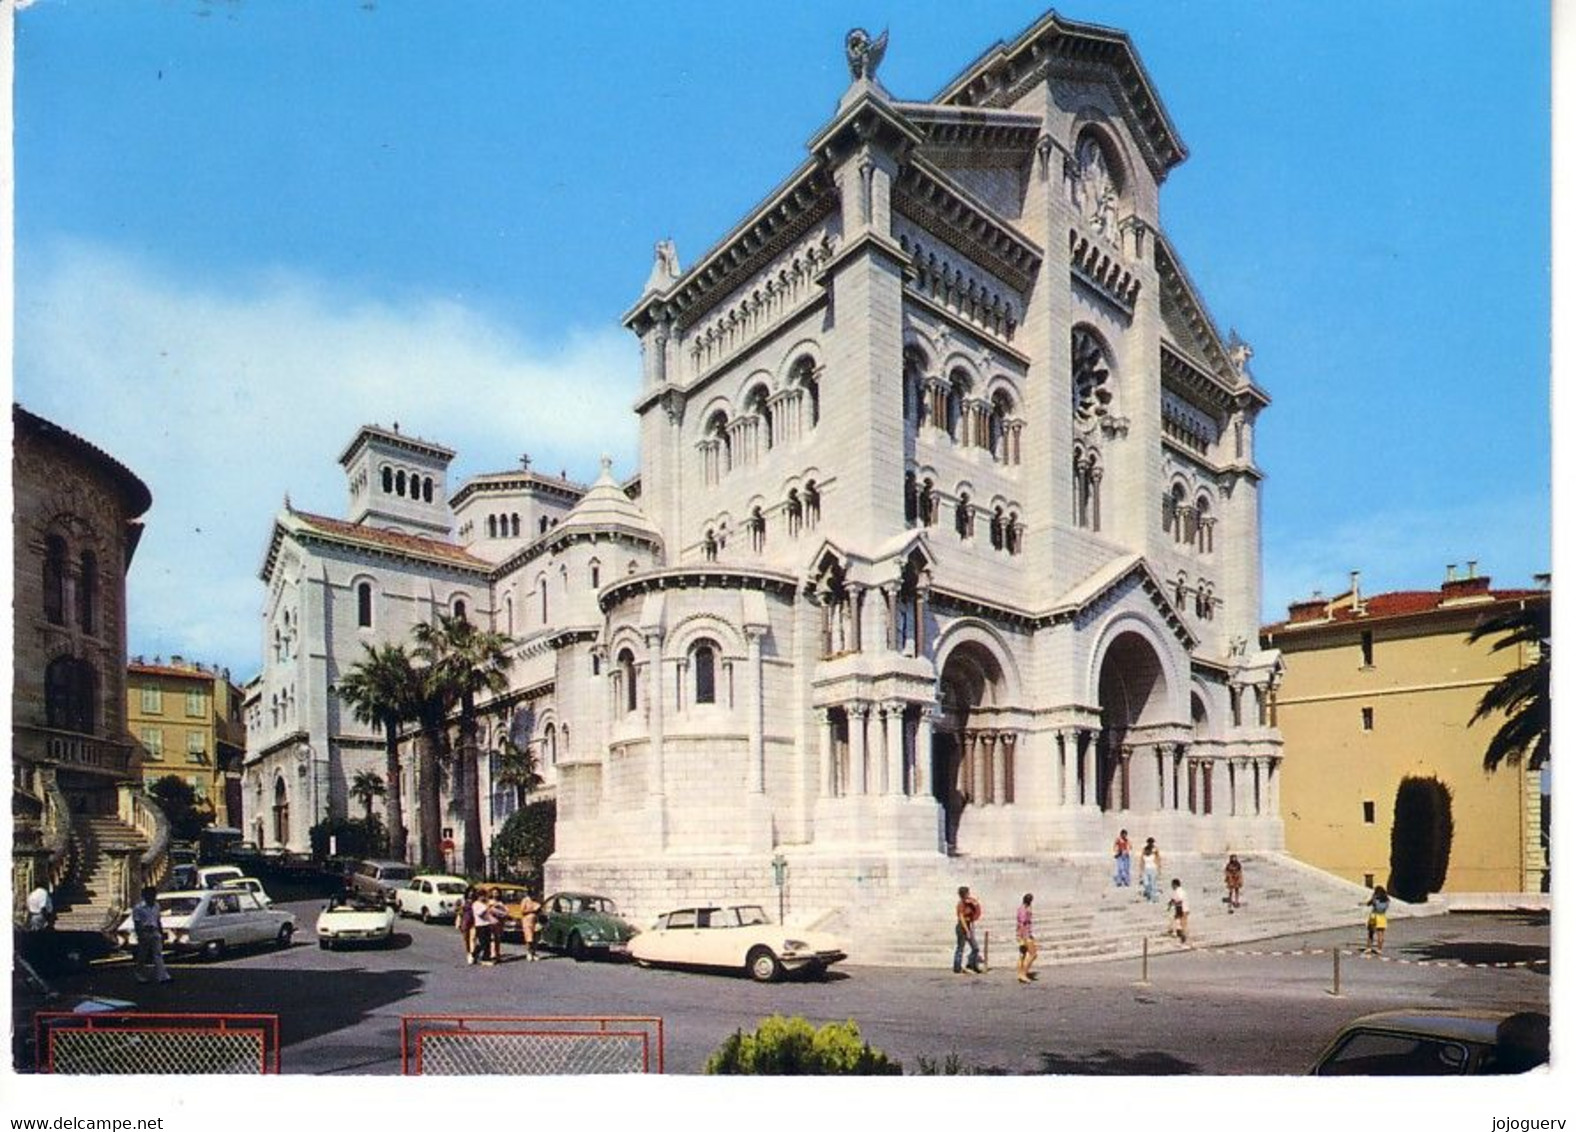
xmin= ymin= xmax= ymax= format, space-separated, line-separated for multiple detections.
xmin=131 ymin=886 xmax=172 ymax=983
xmin=25 ymin=885 xmax=53 ymax=931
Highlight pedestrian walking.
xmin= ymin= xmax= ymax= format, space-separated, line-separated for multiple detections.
xmin=1224 ymin=854 xmax=1243 ymax=911
xmin=1363 ymin=885 xmax=1390 ymax=953
xmin=1113 ymin=829 xmax=1132 ymax=888
xmin=25 ymin=884 xmax=54 ymax=932
xmin=1140 ymin=838 xmax=1162 ymax=902
xmin=1015 ymin=893 xmax=1038 ymax=984
xmin=131 ymin=886 xmax=171 ymax=984
xmin=458 ymin=886 xmax=477 ymax=964
xmin=952 ymin=886 xmax=983 ymax=974
xmin=1167 ymin=878 xmax=1190 ymax=945
xmin=471 ymin=888 xmax=503 ymax=964
xmin=519 ymin=891 xmax=542 ymax=961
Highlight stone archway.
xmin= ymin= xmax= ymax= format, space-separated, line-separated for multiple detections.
xmin=1095 ymin=630 xmax=1170 ymax=811
xmin=272 ymin=776 xmax=290 ymax=846
xmin=934 ymin=642 xmax=1007 ymax=853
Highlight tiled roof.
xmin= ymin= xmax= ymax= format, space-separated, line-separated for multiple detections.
xmin=290 ymin=510 xmax=490 ymax=569
xmin=129 ymin=664 xmax=212 ymax=681
xmin=1264 ymin=586 xmax=1546 ymax=633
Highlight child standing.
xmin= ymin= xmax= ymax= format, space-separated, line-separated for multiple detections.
xmin=1167 ymin=879 xmax=1190 ymax=945
xmin=1224 ymin=854 xmax=1243 ymax=911
xmin=1363 ymin=885 xmax=1390 ymax=953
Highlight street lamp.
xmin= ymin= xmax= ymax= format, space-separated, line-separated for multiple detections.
xmin=771 ymin=853 xmax=787 ymax=925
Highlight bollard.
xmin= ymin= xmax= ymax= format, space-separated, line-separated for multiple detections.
xmin=983 ymin=929 xmax=990 ymax=970
xmin=1138 ymin=936 xmax=1150 ymax=985
xmin=1331 ymin=947 xmax=1342 ymax=997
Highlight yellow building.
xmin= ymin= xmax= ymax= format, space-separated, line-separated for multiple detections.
xmin=1262 ymin=566 xmax=1547 ymax=895
xmin=127 ymin=657 xmax=246 ymax=828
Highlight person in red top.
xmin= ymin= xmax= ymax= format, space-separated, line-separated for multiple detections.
xmin=1015 ymin=893 xmax=1038 ymax=984
xmin=1113 ymin=829 xmax=1132 ymax=888
xmin=952 ymin=886 xmax=983 ymax=974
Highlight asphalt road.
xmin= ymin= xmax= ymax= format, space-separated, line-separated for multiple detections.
xmin=21 ymin=903 xmax=1549 ymax=1075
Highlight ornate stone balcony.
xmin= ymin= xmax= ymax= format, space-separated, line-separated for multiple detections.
xmin=15 ymin=724 xmax=135 ymax=776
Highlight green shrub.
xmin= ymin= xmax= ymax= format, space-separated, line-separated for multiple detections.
xmin=704 ymin=1015 xmax=901 ymax=1075
xmin=489 ymin=799 xmax=555 ymax=890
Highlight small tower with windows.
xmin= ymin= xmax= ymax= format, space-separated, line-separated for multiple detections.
xmin=339 ymin=424 xmax=456 ymax=538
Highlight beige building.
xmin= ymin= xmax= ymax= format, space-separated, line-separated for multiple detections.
xmin=11 ymin=404 xmax=167 ymax=928
xmin=1263 ymin=566 xmax=1548 ymax=895
xmin=127 ymin=658 xmax=247 ymax=828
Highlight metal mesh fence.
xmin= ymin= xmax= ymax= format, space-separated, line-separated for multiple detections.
xmin=402 ymin=1015 xmax=663 ymax=1075
xmin=36 ymin=1013 xmax=279 ymax=1074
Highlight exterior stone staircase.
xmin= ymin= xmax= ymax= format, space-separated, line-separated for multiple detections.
xmin=815 ymin=852 xmax=1438 ymax=968
xmin=51 ymin=814 xmax=149 ymax=932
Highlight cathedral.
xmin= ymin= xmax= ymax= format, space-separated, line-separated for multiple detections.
xmin=245 ymin=11 xmax=1285 ymax=917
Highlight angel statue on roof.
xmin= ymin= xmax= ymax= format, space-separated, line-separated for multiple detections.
xmin=845 ymin=27 xmax=888 ymax=82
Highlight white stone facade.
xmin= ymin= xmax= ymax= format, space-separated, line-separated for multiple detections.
xmin=245 ymin=14 xmax=1285 ymax=919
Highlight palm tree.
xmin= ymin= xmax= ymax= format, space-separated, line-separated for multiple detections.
xmin=493 ymin=736 xmax=544 ymax=810
xmin=409 ymin=663 xmax=455 ymax=871
xmin=337 ymin=644 xmax=419 ymax=861
xmin=414 ymin=613 xmax=515 ymax=875
xmin=1467 ymin=597 xmax=1550 ymax=772
xmin=349 ymin=769 xmax=386 ymax=823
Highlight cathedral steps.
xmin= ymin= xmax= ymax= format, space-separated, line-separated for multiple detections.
xmin=51 ymin=815 xmax=148 ymax=933
xmin=830 ymin=852 xmax=1434 ymax=968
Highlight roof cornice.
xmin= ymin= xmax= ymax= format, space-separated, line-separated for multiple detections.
xmin=337 ymin=424 xmax=455 ymax=468
xmin=893 ymin=155 xmax=1043 ymax=293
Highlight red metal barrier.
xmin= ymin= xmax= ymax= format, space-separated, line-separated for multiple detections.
xmin=400 ymin=1015 xmax=664 ymax=1075
xmin=35 ymin=1012 xmax=281 ymax=1074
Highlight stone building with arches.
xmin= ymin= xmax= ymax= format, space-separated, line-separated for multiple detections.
xmin=243 ymin=13 xmax=1285 ymax=911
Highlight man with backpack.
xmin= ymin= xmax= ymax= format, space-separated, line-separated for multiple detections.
xmin=953 ymin=885 xmax=984 ymax=974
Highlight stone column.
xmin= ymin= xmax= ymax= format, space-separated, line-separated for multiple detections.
xmin=1174 ymin=745 xmax=1188 ymax=810
xmin=984 ymin=731 xmax=1002 ymax=805
xmin=914 ymin=706 xmax=933 ymax=798
xmin=818 ymin=708 xmax=835 ymax=797
xmin=848 ymin=584 xmax=865 ymax=653
xmin=1266 ymin=755 xmax=1281 ymax=816
xmin=1000 ymin=732 xmax=1017 ymax=805
xmin=850 ymin=703 xmax=870 ymax=795
xmin=915 ymin=576 xmax=931 ymax=655
xmin=1056 ymin=731 xmax=1068 ymax=807
xmin=882 ymin=701 xmax=904 ymax=796
xmin=1201 ymin=759 xmax=1215 ymax=816
xmin=878 ymin=584 xmax=895 ymax=652
xmin=1079 ymin=730 xmax=1097 ymax=809
xmin=1119 ymin=745 xmax=1133 ymax=811
xmin=645 ymin=630 xmax=665 ymax=798
xmin=1153 ymin=745 xmax=1168 ymax=812
xmin=745 ymin=627 xmax=766 ymax=794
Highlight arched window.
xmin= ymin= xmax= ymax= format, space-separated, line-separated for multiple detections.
xmin=43 ymin=535 xmax=67 ymax=625
xmin=990 ymin=391 xmax=1014 ymax=462
xmin=618 ymin=648 xmax=637 ymax=714
xmin=357 ymin=582 xmax=373 ymax=628
xmin=1195 ymin=495 xmax=1213 ymax=554
xmin=423 ymin=477 xmax=434 ymax=503
xmin=903 ymin=346 xmax=928 ymax=428
xmin=990 ymin=507 xmax=1005 ymax=551
xmin=381 ymin=466 xmax=393 ymax=493
xmin=707 ymin=410 xmax=732 ymax=474
xmin=396 ymin=470 xmax=407 ymax=497
xmin=76 ymin=550 xmax=98 ymax=634
xmin=590 ymin=560 xmax=601 ymax=588
xmin=511 ymin=514 xmax=520 ymax=537
xmin=505 ymin=594 xmax=514 ymax=635
xmin=804 ymin=481 xmax=820 ymax=526
xmin=272 ymin=777 xmax=289 ymax=845
xmin=904 ymin=471 xmax=918 ymax=525
xmin=919 ymin=479 xmax=938 ymax=526
xmin=45 ymin=656 xmax=98 ymax=734
xmin=955 ymin=492 xmax=973 ymax=539
xmin=1170 ymin=484 xmax=1188 ymax=544
xmin=748 ymin=506 xmax=766 ymax=553
xmin=692 ymin=639 xmax=718 ymax=705
xmin=746 ymin=385 xmax=774 ymax=451
xmin=1006 ymin=512 xmax=1022 ymax=555
xmin=947 ymin=370 xmax=971 ymax=440
xmin=539 ymin=516 xmax=549 ymax=535
xmin=786 ymin=489 xmax=802 ymax=536
xmin=791 ymin=356 xmax=820 ymax=429
xmin=488 ymin=515 xmax=498 ymax=538
xmin=454 ymin=599 xmax=468 ymax=622
xmin=545 ymin=723 xmax=558 ymax=766
xmin=539 ymin=577 xmax=549 ymax=623
xmin=1072 ymin=327 xmax=1115 ymax=424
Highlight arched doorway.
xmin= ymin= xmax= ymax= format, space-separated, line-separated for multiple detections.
xmin=1095 ymin=630 xmax=1170 ymax=811
xmin=934 ymin=642 xmax=1007 ymax=853
xmin=272 ymin=776 xmax=290 ymax=846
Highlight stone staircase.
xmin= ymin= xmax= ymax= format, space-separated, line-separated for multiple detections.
xmin=51 ymin=814 xmax=148 ymax=932
xmin=817 ymin=852 xmax=1436 ymax=968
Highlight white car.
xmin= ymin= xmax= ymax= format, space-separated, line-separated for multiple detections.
xmin=394 ymin=874 xmax=469 ymax=923
xmin=628 ymin=904 xmax=846 ymax=982
xmin=194 ymin=865 xmax=245 ymax=890
xmin=219 ymin=877 xmax=272 ymax=906
xmin=116 ymin=889 xmax=297 ymax=960
xmin=315 ymin=893 xmax=398 ymax=949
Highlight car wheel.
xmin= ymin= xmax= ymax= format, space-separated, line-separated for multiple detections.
xmin=747 ymin=946 xmax=782 ymax=983
xmin=318 ymin=938 xmax=330 ymax=950
xmin=568 ymin=932 xmax=587 ymax=962
xmin=421 ymin=907 xmax=432 ymax=925
xmin=276 ymin=924 xmax=294 ymax=948
xmin=201 ymin=939 xmax=225 ymax=962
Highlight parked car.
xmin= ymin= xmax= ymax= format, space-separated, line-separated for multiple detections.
xmin=1310 ymin=1009 xmax=1549 ymax=1075
xmin=164 ymin=864 xmax=199 ymax=892
xmin=219 ymin=877 xmax=272 ymax=907
xmin=536 ymin=892 xmax=639 ymax=960
xmin=629 ymin=903 xmax=844 ymax=982
xmin=115 ymin=889 xmax=296 ymax=961
xmin=492 ymin=884 xmax=538 ymax=939
xmin=194 ymin=865 xmax=245 ymax=890
xmin=349 ymin=860 xmax=416 ymax=906
xmin=393 ymin=875 xmax=469 ymax=923
xmin=315 ymin=893 xmax=398 ymax=949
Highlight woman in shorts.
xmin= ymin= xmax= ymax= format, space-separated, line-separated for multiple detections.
xmin=1363 ymin=885 xmax=1390 ymax=953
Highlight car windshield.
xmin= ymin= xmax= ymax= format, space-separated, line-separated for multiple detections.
xmin=158 ymin=897 xmax=201 ymax=916
xmin=381 ymin=867 xmax=414 ymax=882
xmin=733 ymin=906 xmax=771 ymax=927
xmin=436 ymin=882 xmax=467 ymax=895
xmin=328 ymin=896 xmax=384 ymax=912
xmin=495 ymin=888 xmax=526 ymax=902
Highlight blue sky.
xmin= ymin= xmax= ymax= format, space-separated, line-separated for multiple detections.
xmin=11 ymin=0 xmax=1551 ymax=680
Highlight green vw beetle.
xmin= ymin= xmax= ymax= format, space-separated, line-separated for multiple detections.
xmin=536 ymin=892 xmax=639 ymax=961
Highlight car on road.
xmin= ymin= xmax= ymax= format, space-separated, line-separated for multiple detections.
xmin=194 ymin=864 xmax=245 ymax=890
xmin=115 ymin=889 xmax=297 ymax=960
xmin=219 ymin=876 xmax=273 ymax=906
xmin=349 ymin=859 xmax=417 ymax=907
xmin=315 ymin=893 xmax=398 ymax=949
xmin=1310 ymin=1009 xmax=1549 ymax=1075
xmin=629 ymin=903 xmax=844 ymax=982
xmin=537 ymin=892 xmax=639 ymax=960
xmin=394 ymin=874 xmax=469 ymax=923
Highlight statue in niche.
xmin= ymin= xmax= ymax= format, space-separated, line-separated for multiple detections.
xmin=1076 ymin=135 xmax=1118 ymax=235
xmin=845 ymin=27 xmax=888 ymax=82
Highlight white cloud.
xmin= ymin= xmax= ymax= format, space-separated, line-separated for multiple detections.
xmin=14 ymin=239 xmax=640 ymax=677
